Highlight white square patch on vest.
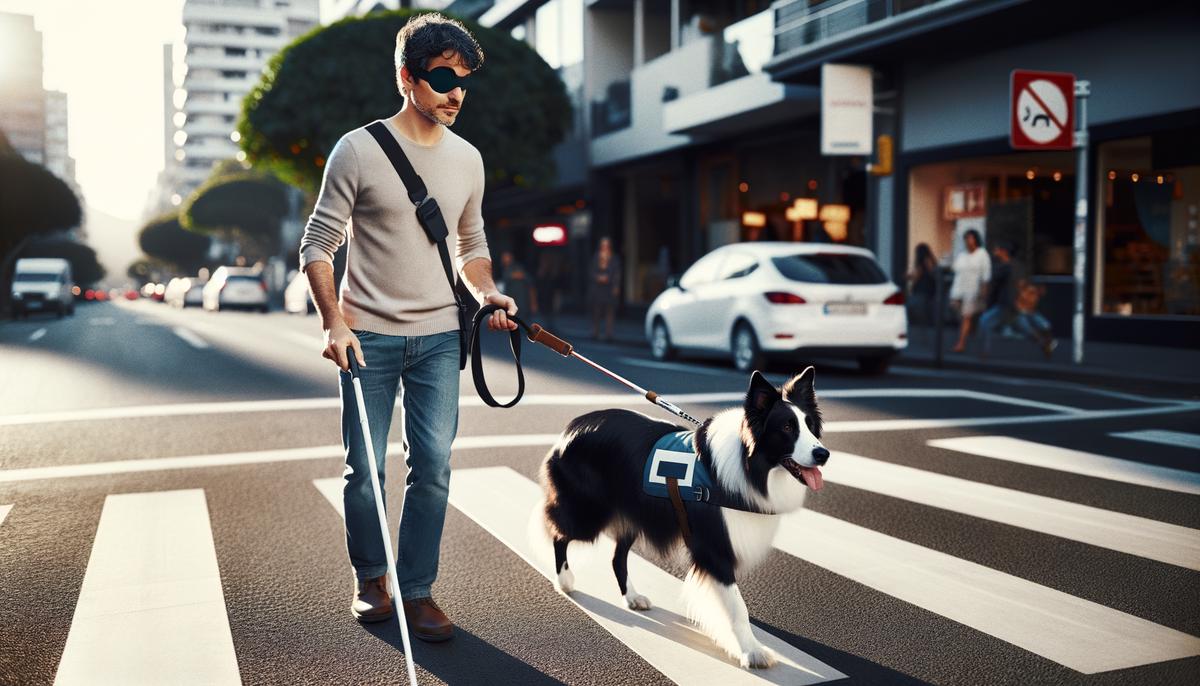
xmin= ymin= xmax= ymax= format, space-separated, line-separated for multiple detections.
xmin=648 ymin=449 xmax=696 ymax=488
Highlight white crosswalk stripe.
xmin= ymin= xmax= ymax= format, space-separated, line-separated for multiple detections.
xmin=774 ymin=509 xmax=1200 ymax=674
xmin=0 ymin=503 xmax=11 ymax=526
xmin=1111 ymin=429 xmax=1200 ymax=451
xmin=828 ymin=450 xmax=1200 ymax=570
xmin=53 ymin=489 xmax=240 ymax=685
xmin=928 ymin=435 xmax=1200 ymax=496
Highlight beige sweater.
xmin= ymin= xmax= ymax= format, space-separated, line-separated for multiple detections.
xmin=299 ymin=117 xmax=491 ymax=336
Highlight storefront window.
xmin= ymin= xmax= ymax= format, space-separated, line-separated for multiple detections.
xmin=1097 ymin=133 xmax=1200 ymax=317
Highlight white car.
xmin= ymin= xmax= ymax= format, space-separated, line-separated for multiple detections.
xmin=645 ymin=243 xmax=907 ymax=374
xmin=202 ymin=266 xmax=269 ymax=313
xmin=164 ymin=277 xmax=206 ymax=308
xmin=283 ymin=270 xmax=316 ymax=315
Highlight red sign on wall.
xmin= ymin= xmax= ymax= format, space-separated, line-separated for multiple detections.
xmin=1010 ymin=70 xmax=1075 ymax=150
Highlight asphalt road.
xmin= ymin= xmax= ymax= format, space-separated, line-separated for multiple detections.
xmin=1 ymin=300 xmax=1198 ymax=686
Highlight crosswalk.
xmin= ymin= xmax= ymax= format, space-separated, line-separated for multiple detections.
xmin=1 ymin=425 xmax=1198 ymax=684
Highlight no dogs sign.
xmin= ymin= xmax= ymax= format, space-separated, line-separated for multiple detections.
xmin=1010 ymin=70 xmax=1075 ymax=150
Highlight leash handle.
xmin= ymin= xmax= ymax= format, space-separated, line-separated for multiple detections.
xmin=469 ymin=304 xmax=527 ymax=408
xmin=528 ymin=323 xmax=573 ymax=356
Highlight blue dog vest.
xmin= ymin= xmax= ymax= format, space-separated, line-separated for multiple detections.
xmin=643 ymin=431 xmax=716 ymax=503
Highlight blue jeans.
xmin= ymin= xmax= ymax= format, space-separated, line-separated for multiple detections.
xmin=980 ymin=306 xmax=1051 ymax=353
xmin=338 ymin=329 xmax=460 ymax=599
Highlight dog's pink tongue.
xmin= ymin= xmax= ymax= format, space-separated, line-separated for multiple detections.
xmin=800 ymin=466 xmax=824 ymax=491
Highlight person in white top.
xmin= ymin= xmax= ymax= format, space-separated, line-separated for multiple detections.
xmin=949 ymin=229 xmax=990 ymax=353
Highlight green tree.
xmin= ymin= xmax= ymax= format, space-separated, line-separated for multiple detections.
xmin=181 ymin=172 xmax=290 ymax=262
xmin=20 ymin=237 xmax=106 ymax=286
xmin=238 ymin=10 xmax=571 ymax=193
xmin=138 ymin=213 xmax=212 ymax=273
xmin=0 ymin=153 xmax=82 ymax=263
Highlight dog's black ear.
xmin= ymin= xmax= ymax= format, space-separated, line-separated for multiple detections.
xmin=745 ymin=370 xmax=780 ymax=415
xmin=783 ymin=366 xmax=817 ymax=409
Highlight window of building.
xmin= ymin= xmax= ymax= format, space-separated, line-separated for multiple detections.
xmin=224 ymin=47 xmax=246 ymax=57
xmin=535 ymin=0 xmax=582 ymax=69
xmin=221 ymin=70 xmax=247 ymax=79
xmin=1097 ymin=130 xmax=1200 ymax=318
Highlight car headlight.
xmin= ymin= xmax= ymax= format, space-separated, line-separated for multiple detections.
xmin=11 ymin=292 xmax=22 ymax=299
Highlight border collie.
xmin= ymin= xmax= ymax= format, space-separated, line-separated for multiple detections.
xmin=539 ymin=368 xmax=828 ymax=669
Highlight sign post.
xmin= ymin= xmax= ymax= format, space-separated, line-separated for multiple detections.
xmin=1071 ymin=80 xmax=1090 ymax=364
xmin=1010 ymin=69 xmax=1086 ymax=363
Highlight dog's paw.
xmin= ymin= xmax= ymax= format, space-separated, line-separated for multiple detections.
xmin=624 ymin=591 xmax=652 ymax=611
xmin=739 ymin=645 xmax=777 ymax=670
xmin=555 ymin=568 xmax=575 ymax=594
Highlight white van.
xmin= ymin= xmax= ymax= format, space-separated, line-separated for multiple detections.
xmin=12 ymin=258 xmax=75 ymax=319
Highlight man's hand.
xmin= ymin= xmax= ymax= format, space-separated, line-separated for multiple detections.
xmin=483 ymin=291 xmax=519 ymax=331
xmin=323 ymin=321 xmax=365 ymax=371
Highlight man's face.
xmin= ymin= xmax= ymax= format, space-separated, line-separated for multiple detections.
xmin=402 ymin=50 xmax=469 ymax=127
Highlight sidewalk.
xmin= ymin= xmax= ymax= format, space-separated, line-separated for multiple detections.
xmin=531 ymin=310 xmax=1200 ymax=396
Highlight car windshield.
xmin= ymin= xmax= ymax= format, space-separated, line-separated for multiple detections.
xmin=227 ymin=275 xmax=262 ymax=283
xmin=771 ymin=253 xmax=887 ymax=285
xmin=15 ymin=272 xmax=60 ymax=282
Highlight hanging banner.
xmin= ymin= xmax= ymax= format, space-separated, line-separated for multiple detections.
xmin=821 ymin=63 xmax=873 ymax=155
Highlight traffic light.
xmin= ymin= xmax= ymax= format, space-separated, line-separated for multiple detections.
xmin=870 ymin=134 xmax=893 ymax=176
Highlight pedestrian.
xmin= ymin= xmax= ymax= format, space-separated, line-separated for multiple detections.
xmin=298 ymin=13 xmax=517 ymax=642
xmin=948 ymin=229 xmax=990 ymax=353
xmin=535 ymin=249 xmax=566 ymax=323
xmin=1013 ymin=278 xmax=1058 ymax=358
xmin=499 ymin=250 xmax=538 ymax=319
xmin=977 ymin=241 xmax=1018 ymax=357
xmin=589 ymin=236 xmax=621 ymax=341
xmin=905 ymin=242 xmax=938 ymax=326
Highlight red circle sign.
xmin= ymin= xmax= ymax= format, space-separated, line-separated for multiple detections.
xmin=1010 ymin=70 xmax=1075 ymax=150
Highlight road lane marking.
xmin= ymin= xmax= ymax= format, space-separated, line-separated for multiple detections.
xmin=929 ymin=436 xmax=1200 ymax=496
xmin=774 ymin=510 xmax=1200 ymax=673
xmin=618 ymin=357 xmax=743 ymax=377
xmin=1111 ymin=429 xmax=1200 ymax=451
xmin=53 ymin=489 xmax=240 ymax=685
xmin=0 ymin=504 xmax=11 ymax=526
xmin=172 ymin=326 xmax=209 ymax=349
xmin=442 ymin=467 xmax=845 ymax=684
xmin=0 ymin=435 xmax=560 ymax=484
xmin=829 ymin=451 xmax=1200 ymax=570
xmin=29 ymin=328 xmax=46 ymax=342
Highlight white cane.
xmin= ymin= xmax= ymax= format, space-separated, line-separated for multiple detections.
xmin=346 ymin=348 xmax=419 ymax=686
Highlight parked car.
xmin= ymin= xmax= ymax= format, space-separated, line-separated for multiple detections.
xmin=644 ymin=243 xmax=907 ymax=374
xmin=283 ymin=270 xmax=316 ymax=314
xmin=202 ymin=266 xmax=269 ymax=313
xmin=11 ymin=257 xmax=74 ymax=319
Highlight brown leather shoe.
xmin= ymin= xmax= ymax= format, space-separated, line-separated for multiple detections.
xmin=351 ymin=575 xmax=394 ymax=623
xmin=403 ymin=597 xmax=454 ymax=642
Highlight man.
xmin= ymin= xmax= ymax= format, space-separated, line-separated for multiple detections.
xmin=299 ymin=13 xmax=517 ymax=642
xmin=978 ymin=241 xmax=1016 ymax=357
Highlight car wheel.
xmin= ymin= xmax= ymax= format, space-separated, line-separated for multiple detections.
xmin=858 ymin=355 xmax=891 ymax=375
xmin=731 ymin=323 xmax=765 ymax=373
xmin=649 ymin=319 xmax=675 ymax=361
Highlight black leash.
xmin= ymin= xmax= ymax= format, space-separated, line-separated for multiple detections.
xmin=468 ymin=304 xmax=701 ymax=426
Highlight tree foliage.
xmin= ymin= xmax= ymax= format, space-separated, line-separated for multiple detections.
xmin=20 ymin=237 xmax=106 ymax=286
xmin=0 ymin=153 xmax=82 ymax=261
xmin=181 ymin=172 xmax=290 ymax=261
xmin=238 ymin=10 xmax=571 ymax=193
xmin=139 ymin=213 xmax=212 ymax=273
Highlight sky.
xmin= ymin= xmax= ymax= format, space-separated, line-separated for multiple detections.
xmin=0 ymin=0 xmax=342 ymax=221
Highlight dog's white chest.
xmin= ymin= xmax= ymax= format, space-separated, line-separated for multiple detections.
xmin=721 ymin=509 xmax=780 ymax=572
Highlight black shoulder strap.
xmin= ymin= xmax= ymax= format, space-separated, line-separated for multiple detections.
xmin=365 ymin=121 xmax=428 ymax=205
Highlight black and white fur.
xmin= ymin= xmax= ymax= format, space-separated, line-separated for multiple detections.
xmin=539 ymin=368 xmax=829 ymax=669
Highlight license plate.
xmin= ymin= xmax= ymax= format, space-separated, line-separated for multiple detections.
xmin=824 ymin=302 xmax=867 ymax=315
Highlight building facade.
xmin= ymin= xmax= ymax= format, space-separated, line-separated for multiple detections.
xmin=165 ymin=0 xmax=321 ymax=205
xmin=767 ymin=0 xmax=1200 ymax=347
xmin=0 ymin=12 xmax=47 ymax=166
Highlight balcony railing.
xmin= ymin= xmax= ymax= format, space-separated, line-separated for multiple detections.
xmin=712 ymin=9 xmax=775 ymax=86
xmin=590 ymin=79 xmax=632 ymax=138
xmin=773 ymin=0 xmax=943 ymax=56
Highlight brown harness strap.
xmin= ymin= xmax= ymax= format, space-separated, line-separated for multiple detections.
xmin=666 ymin=477 xmax=692 ymax=547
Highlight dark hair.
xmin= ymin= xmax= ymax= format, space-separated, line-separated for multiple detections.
xmin=395 ymin=13 xmax=484 ymax=91
xmin=914 ymin=242 xmax=934 ymax=266
xmin=964 ymin=229 xmax=982 ymax=247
